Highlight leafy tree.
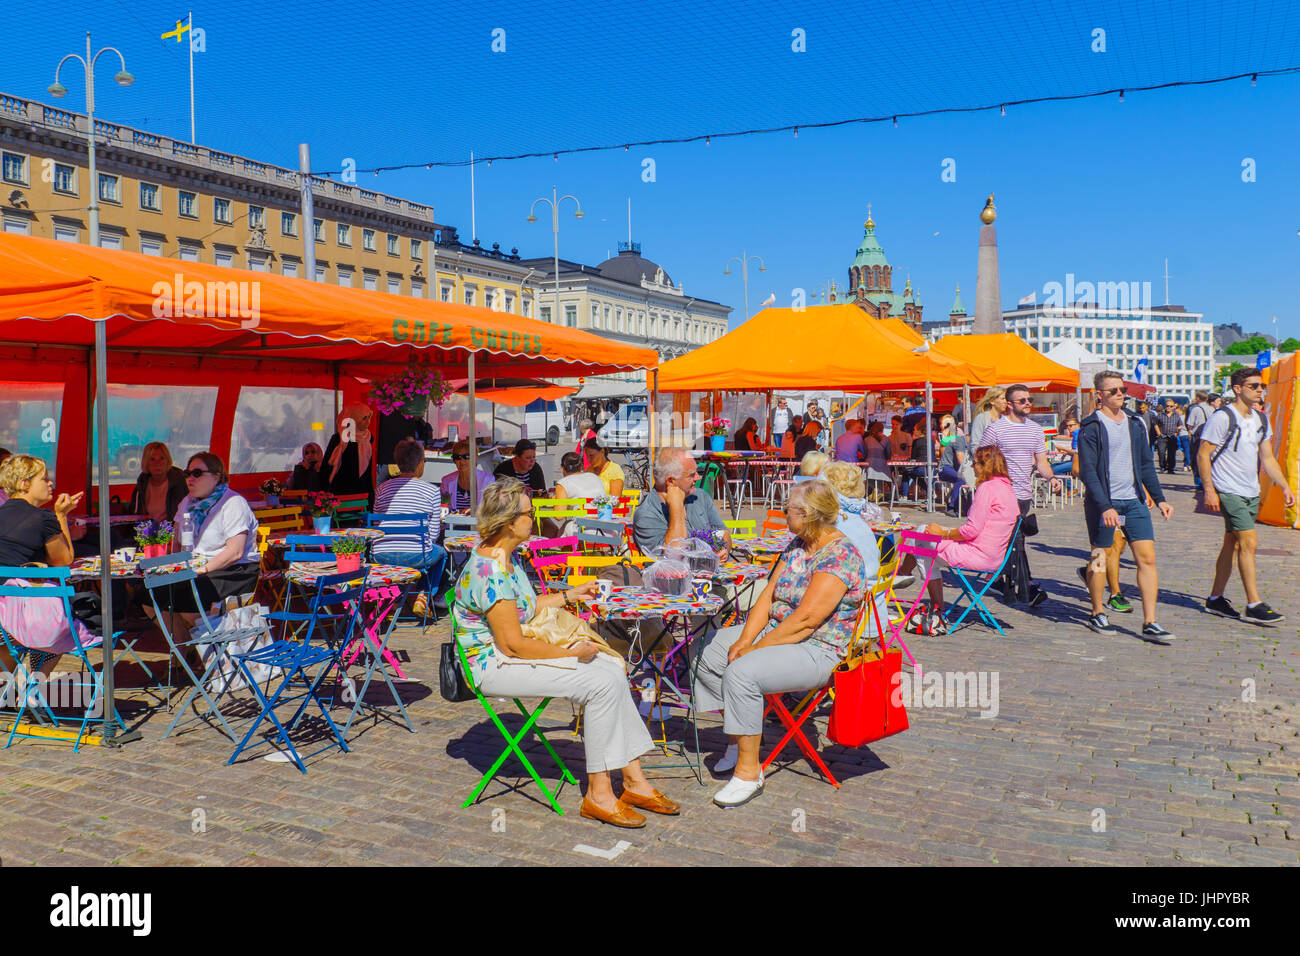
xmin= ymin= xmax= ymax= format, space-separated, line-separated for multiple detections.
xmin=1216 ymin=361 xmax=1247 ymax=379
xmin=1225 ymin=335 xmax=1272 ymax=355
xmin=1280 ymin=336 xmax=1300 ymax=353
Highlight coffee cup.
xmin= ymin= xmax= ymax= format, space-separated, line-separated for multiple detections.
xmin=890 ymin=512 xmax=902 ymax=523
xmin=691 ymin=579 xmax=712 ymax=601
xmin=595 ymin=579 xmax=613 ymax=602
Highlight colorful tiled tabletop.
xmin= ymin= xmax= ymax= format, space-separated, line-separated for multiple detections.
xmin=698 ymin=560 xmax=770 ymax=584
xmin=731 ymin=530 xmax=794 ymax=556
xmin=70 ymin=555 xmax=206 ymax=579
xmin=585 ymin=585 xmax=723 ymax=621
xmin=284 ymin=563 xmax=421 ymax=587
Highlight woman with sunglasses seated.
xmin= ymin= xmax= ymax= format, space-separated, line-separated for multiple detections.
xmin=694 ymin=479 xmax=868 ymax=808
xmin=453 ymin=478 xmax=678 ymax=829
xmin=146 ymin=453 xmax=259 ymax=643
xmin=439 ymin=440 xmax=495 ymax=513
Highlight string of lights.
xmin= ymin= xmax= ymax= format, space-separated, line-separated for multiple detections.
xmin=309 ymin=65 xmax=1299 ymax=177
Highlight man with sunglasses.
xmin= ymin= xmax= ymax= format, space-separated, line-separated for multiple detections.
xmin=1198 ymin=367 xmax=1293 ymax=625
xmin=1076 ymin=371 xmax=1174 ymax=639
xmin=439 ymin=439 xmax=495 ymax=513
xmin=976 ymin=384 xmax=1061 ymax=608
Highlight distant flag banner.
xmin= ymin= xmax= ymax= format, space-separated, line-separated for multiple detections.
xmin=1132 ymin=357 xmax=1149 ymax=383
xmin=1018 ymin=292 xmax=1036 ymax=306
xmin=161 ymin=16 xmax=191 ymax=42
xmin=1256 ymin=350 xmax=1273 ymax=371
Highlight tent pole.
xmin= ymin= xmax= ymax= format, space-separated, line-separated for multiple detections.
xmin=93 ymin=320 xmax=118 ymax=743
xmin=84 ymin=358 xmax=94 ymax=507
xmin=650 ymin=369 xmax=659 ymax=471
xmin=925 ymin=380 xmax=934 ymax=514
xmin=467 ymin=352 xmax=478 ymax=515
xmin=962 ymin=382 xmax=971 ymax=436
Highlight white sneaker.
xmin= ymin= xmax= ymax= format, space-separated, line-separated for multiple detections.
xmin=893 ymin=574 xmax=916 ymax=590
xmin=713 ymin=771 xmax=765 ymax=808
xmin=713 ymin=743 xmax=739 ymax=774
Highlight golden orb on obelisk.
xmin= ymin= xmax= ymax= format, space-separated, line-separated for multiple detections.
xmin=980 ymin=194 xmax=996 ymax=224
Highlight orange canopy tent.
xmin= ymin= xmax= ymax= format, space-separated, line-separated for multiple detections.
xmin=931 ymin=332 xmax=1079 ymax=390
xmin=0 ymin=232 xmax=657 ymax=494
xmin=1260 ymin=353 xmax=1300 ymax=529
xmin=651 ymin=304 xmax=997 ymax=391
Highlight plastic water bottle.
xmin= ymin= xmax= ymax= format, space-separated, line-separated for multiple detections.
xmin=179 ymin=512 xmax=195 ymax=550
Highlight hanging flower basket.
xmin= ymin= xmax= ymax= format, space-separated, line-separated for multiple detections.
xmin=367 ymin=363 xmax=450 ymax=417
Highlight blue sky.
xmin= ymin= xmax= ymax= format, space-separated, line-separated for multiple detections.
xmin=6 ymin=0 xmax=1300 ymax=339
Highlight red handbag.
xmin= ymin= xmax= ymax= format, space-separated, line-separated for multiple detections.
xmin=827 ymin=596 xmax=909 ymax=747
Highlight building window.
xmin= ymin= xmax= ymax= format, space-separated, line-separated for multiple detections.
xmin=214 ymin=197 xmax=232 ymax=224
xmin=282 ymin=259 xmax=299 ymax=277
xmin=337 ymin=268 xmax=353 ymax=288
xmin=522 ymin=297 xmax=531 ymax=317
xmin=2 ymin=216 xmax=31 ymax=235
xmin=463 ymin=285 xmax=476 ymax=306
xmin=410 ymin=239 xmax=422 ymax=260
xmin=504 ymin=292 xmax=513 ymax=312
xmin=97 ymin=173 xmax=120 ymax=204
xmin=281 ymin=212 xmax=297 ymax=237
xmin=248 ymin=253 xmax=270 ymax=272
xmin=591 ymin=304 xmax=600 ymax=329
xmin=53 ymin=222 xmax=78 ymax=242
xmin=363 ymin=229 xmax=376 ymax=252
xmin=246 ymin=205 xmax=265 ymax=229
xmin=177 ymin=190 xmax=197 ymax=218
xmin=97 ymin=230 xmax=121 ymax=248
xmin=540 ymin=305 xmax=551 ymax=322
xmin=177 ymin=244 xmax=199 ymax=262
xmin=387 ymin=275 xmax=401 ymax=295
xmin=135 ymin=180 xmax=159 ymax=210
xmin=387 ymin=234 xmax=399 ymax=256
xmin=1 ymin=152 xmax=28 ymax=185
xmin=362 ymin=272 xmax=378 ymax=291
xmin=139 ymin=237 xmax=163 ymax=256
xmin=337 ymin=223 xmax=351 ymax=247
xmin=53 ymin=163 xmax=77 ymax=195
xmin=314 ymin=219 xmax=325 ymax=242
xmin=411 ymin=281 xmax=424 ymax=299
xmin=314 ymin=264 xmax=327 ymax=282
xmin=565 ymin=305 xmax=577 ymax=327
xmin=440 ymin=283 xmax=453 ymax=302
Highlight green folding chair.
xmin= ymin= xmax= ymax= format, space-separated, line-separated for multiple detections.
xmin=446 ymin=589 xmax=577 ymax=815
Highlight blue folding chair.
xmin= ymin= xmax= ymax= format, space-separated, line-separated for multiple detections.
xmin=226 ymin=572 xmax=364 ymax=773
xmin=364 ymin=511 xmax=442 ymax=630
xmin=140 ymin=551 xmax=264 ymax=740
xmin=943 ymin=517 xmax=1022 ymax=635
xmin=0 ymin=566 xmax=122 ymax=751
xmin=266 ymin=534 xmax=341 ymax=640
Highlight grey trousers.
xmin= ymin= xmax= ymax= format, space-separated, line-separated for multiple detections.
xmin=693 ymin=624 xmax=841 ymax=737
xmin=476 ymin=652 xmax=653 ymax=773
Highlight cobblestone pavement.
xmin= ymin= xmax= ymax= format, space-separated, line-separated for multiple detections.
xmin=0 ymin=475 xmax=1295 ymax=867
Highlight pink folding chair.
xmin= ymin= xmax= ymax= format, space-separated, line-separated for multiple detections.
xmin=883 ymin=530 xmax=943 ymax=668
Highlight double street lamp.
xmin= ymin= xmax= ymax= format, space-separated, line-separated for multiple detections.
xmin=48 ymin=32 xmax=134 ymax=744
xmin=724 ymin=250 xmax=766 ymax=321
xmin=526 ymin=186 xmax=583 ymax=326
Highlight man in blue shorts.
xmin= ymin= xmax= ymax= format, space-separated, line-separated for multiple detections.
xmin=1075 ymin=370 xmax=1174 ymax=640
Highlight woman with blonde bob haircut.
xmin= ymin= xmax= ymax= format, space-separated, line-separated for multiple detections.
xmin=969 ymin=386 xmax=1006 ymax=448
xmin=694 ymin=478 xmax=869 ymax=808
xmin=797 ymin=450 xmax=829 ymax=478
xmin=453 ymin=478 xmax=678 ymax=829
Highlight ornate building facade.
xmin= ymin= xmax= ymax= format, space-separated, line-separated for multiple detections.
xmin=845 ymin=208 xmax=924 ymax=330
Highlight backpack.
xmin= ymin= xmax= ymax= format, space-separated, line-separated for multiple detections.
xmin=1207 ymin=407 xmax=1268 ymax=465
xmin=1185 ymin=402 xmax=1210 ymax=440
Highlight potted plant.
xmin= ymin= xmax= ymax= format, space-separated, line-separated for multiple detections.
xmin=689 ymin=527 xmax=727 ymax=554
xmin=591 ymin=494 xmax=618 ymax=520
xmin=260 ymin=477 xmax=284 ymax=507
xmin=330 ymin=535 xmax=367 ymax=574
xmin=307 ymin=491 xmax=340 ymax=534
xmin=367 ymin=362 xmax=451 ymax=418
xmin=133 ymin=519 xmax=175 ymax=559
xmin=704 ymin=417 xmax=730 ymax=453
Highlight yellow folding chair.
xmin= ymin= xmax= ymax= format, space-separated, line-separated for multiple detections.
xmin=724 ymin=519 xmax=758 ymax=540
xmin=564 ymin=553 xmax=653 ymax=586
xmin=533 ymin=497 xmax=588 ymax=533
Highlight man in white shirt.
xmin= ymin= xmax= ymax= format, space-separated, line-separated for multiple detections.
xmin=1198 ymin=368 xmax=1294 ymax=625
xmin=1184 ymin=390 xmax=1211 ymax=490
xmin=770 ymin=397 xmax=791 ymax=443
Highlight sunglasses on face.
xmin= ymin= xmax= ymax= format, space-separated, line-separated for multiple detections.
xmin=183 ymin=468 xmax=212 ymax=479
xmin=1242 ymin=382 xmax=1265 ymax=391
xmin=452 ymin=453 xmax=470 ymax=461
xmin=1100 ymin=387 xmax=1128 ymax=396
xmin=516 ymin=508 xmax=535 ymax=519
xmin=1012 ymin=398 xmax=1033 ymax=405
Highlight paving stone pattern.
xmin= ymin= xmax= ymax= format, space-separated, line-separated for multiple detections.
xmin=0 ymin=476 xmax=1295 ymax=866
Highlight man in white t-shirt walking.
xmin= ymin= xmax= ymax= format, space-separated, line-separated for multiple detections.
xmin=1198 ymin=368 xmax=1294 ymax=625
xmin=977 ymin=383 xmax=1062 ymax=607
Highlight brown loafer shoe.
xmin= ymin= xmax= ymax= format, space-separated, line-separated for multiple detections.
xmin=580 ymin=797 xmax=646 ymax=828
xmin=620 ymin=787 xmax=680 ymax=815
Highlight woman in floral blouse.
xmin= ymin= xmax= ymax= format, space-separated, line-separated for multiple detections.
xmin=694 ymin=478 xmax=867 ymax=808
xmin=452 ymin=478 xmax=678 ymax=829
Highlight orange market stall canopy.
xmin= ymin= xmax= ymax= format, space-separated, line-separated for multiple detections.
xmin=0 ymin=232 xmax=657 ymax=492
xmin=930 ymin=332 xmax=1080 ymax=390
xmin=1260 ymin=352 xmax=1299 ymax=529
xmin=651 ymin=304 xmax=997 ymax=392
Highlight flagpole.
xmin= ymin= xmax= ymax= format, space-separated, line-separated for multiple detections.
xmin=188 ymin=11 xmax=195 ymax=142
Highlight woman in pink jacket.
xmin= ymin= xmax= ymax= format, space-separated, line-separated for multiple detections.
xmin=897 ymin=446 xmax=1019 ymax=634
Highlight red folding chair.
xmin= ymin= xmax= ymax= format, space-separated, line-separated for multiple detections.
xmin=760 ymin=598 xmax=880 ymax=788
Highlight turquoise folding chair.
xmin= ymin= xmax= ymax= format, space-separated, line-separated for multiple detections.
xmin=0 ymin=566 xmax=123 ymax=751
xmin=943 ymin=518 xmax=1022 ymax=635
xmin=447 ymin=589 xmax=576 ymax=814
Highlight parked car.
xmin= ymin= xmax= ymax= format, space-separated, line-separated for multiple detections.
xmin=597 ymin=402 xmax=648 ymax=447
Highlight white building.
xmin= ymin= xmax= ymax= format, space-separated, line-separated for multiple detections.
xmin=930 ymin=302 xmax=1214 ymax=392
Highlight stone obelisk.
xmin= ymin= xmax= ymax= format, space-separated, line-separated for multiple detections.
xmin=972 ymin=194 xmax=1002 ymax=334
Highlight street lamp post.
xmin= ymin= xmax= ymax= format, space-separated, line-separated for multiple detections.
xmin=723 ymin=250 xmax=766 ymax=321
xmin=527 ymin=186 xmax=583 ymax=326
xmin=49 ymin=32 xmax=134 ymax=745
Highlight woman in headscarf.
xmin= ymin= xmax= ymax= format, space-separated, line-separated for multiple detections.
xmin=323 ymin=403 xmax=375 ymax=502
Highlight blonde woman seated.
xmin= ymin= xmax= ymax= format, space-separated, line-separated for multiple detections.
xmin=453 ymin=478 xmax=678 ymax=829
xmin=794 ymin=450 xmax=829 ymax=481
xmin=694 ymin=479 xmax=868 ymax=808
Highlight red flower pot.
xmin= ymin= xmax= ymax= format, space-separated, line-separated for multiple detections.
xmin=335 ymin=552 xmax=363 ymax=574
xmin=142 ymin=543 xmax=169 ymax=559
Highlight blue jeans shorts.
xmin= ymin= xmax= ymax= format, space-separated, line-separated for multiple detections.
xmin=1084 ymin=497 xmax=1153 ymax=549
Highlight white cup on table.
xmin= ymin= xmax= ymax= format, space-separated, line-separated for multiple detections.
xmin=594 ymin=579 xmax=613 ymax=602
